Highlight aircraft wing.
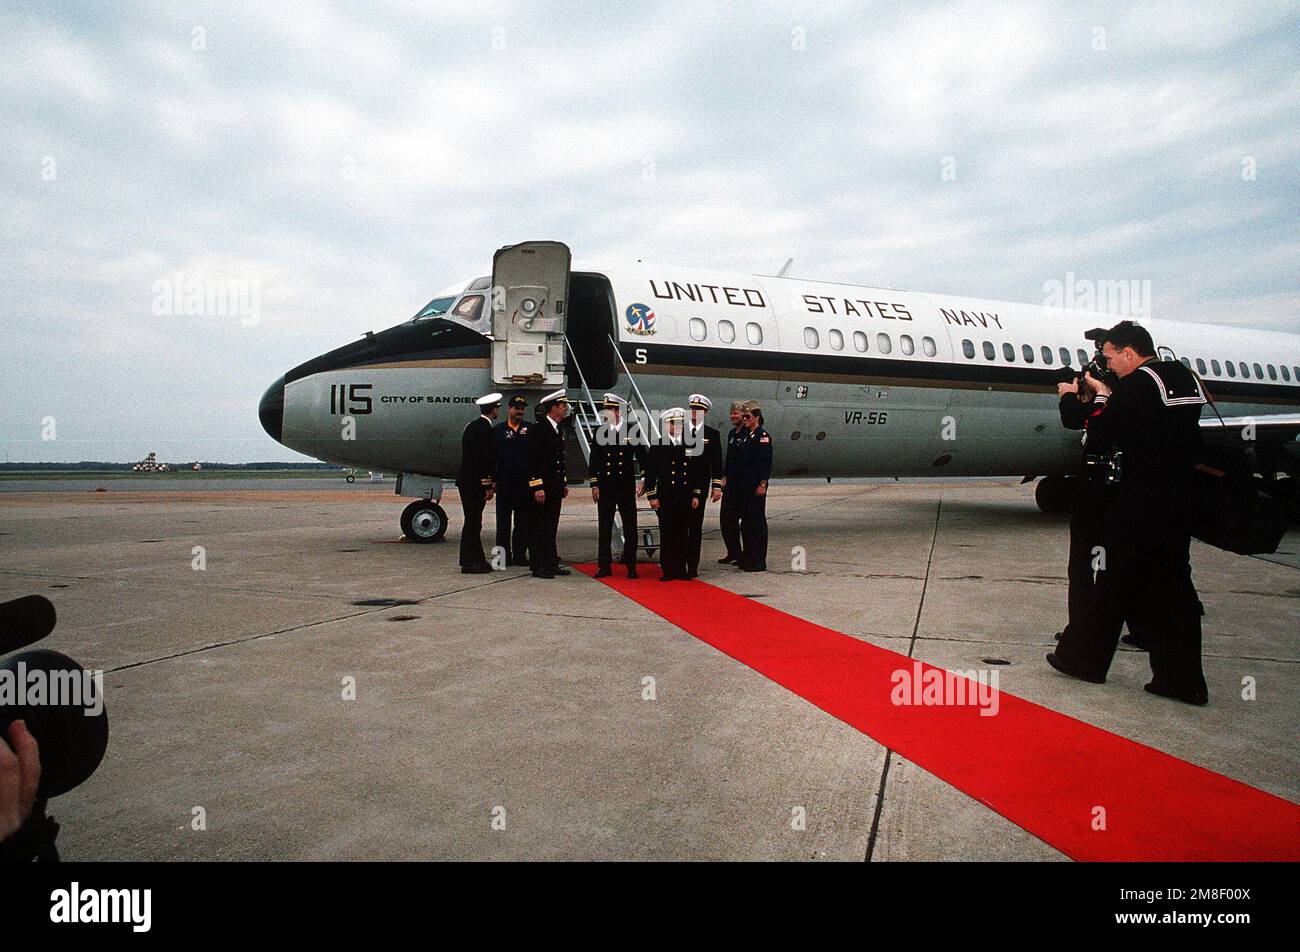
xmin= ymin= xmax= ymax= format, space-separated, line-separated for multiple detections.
xmin=1199 ymin=413 xmax=1300 ymax=446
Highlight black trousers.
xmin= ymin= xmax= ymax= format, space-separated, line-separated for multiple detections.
xmin=685 ymin=494 xmax=708 ymax=574
xmin=719 ymin=487 xmax=743 ymax=560
xmin=655 ymin=496 xmax=689 ymax=578
xmin=597 ymin=484 xmax=638 ymax=570
xmin=529 ymin=480 xmax=564 ymax=572
xmin=458 ymin=485 xmax=487 ymax=567
xmin=1057 ymin=488 xmax=1205 ymax=691
xmin=495 ymin=476 xmax=530 ymax=564
xmin=739 ymin=485 xmax=768 ymax=568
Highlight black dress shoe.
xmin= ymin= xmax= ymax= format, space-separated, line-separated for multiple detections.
xmin=594 ymin=568 xmax=612 ymax=578
xmin=659 ymin=574 xmax=679 ymax=582
xmin=718 ymin=556 xmax=739 ymax=564
xmin=1144 ymin=682 xmax=1208 ymax=706
xmin=1053 ymin=631 xmax=1063 ymax=642
xmin=552 ymin=567 xmax=572 ymax=576
xmin=1045 ymin=652 xmax=1106 ymax=684
xmin=685 ymin=570 xmax=698 ymax=579
xmin=626 ymin=569 xmax=638 ymax=579
xmin=531 ymin=571 xmax=555 ymax=579
xmin=461 ymin=564 xmax=491 ymax=574
xmin=1120 ymin=633 xmax=1149 ymax=650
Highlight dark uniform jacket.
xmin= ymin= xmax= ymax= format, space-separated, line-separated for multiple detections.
xmin=494 ymin=419 xmax=532 ymax=480
xmin=723 ymin=426 xmax=746 ymax=485
xmin=1084 ymin=359 xmax=1206 ymax=491
xmin=527 ymin=417 xmax=567 ymax=491
xmin=457 ymin=416 xmax=496 ymax=491
xmin=735 ymin=426 xmax=773 ymax=487
xmin=686 ymin=424 xmax=723 ymax=496
xmin=587 ymin=423 xmax=646 ymax=491
xmin=644 ymin=440 xmax=707 ymax=503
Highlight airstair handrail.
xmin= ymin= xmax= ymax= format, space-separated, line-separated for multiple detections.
xmin=607 ymin=333 xmax=660 ymax=442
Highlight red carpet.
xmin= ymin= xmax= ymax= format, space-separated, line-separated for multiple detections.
xmin=577 ymin=563 xmax=1300 ymax=861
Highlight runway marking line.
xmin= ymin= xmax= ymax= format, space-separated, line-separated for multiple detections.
xmin=577 ymin=563 xmax=1300 ymax=861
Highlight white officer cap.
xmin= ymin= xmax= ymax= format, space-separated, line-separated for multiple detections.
xmin=540 ymin=388 xmax=568 ymax=406
xmin=688 ymin=394 xmax=711 ymax=411
xmin=475 ymin=392 xmax=503 ymax=408
xmin=602 ymin=393 xmax=627 ymax=409
xmin=659 ymin=407 xmax=685 ymax=422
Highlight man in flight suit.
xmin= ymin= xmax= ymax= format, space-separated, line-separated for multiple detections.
xmin=683 ymin=394 xmax=723 ymax=578
xmin=645 ymin=408 xmax=705 ymax=581
xmin=527 ymin=389 xmax=570 ymax=579
xmin=717 ymin=400 xmax=747 ymax=565
xmin=736 ymin=401 xmax=772 ymax=572
xmin=457 ymin=392 xmax=500 ymax=574
xmin=493 ymin=395 xmax=532 ymax=566
xmin=1047 ymin=321 xmax=1210 ymax=704
xmin=589 ymin=393 xmax=646 ymax=579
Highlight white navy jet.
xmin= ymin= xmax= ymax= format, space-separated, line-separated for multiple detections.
xmin=259 ymin=241 xmax=1300 ymax=542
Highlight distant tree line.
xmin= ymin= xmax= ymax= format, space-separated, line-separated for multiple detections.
xmin=0 ymin=461 xmax=343 ymax=472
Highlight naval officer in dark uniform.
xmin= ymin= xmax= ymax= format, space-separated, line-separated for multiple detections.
xmin=718 ymin=400 xmax=747 ymax=565
xmin=683 ymin=393 xmax=723 ymax=578
xmin=736 ymin=400 xmax=772 ymax=572
xmin=457 ymin=392 xmax=500 ymax=574
xmin=527 ymin=388 xmax=570 ymax=579
xmin=589 ymin=393 xmax=646 ymax=579
xmin=1048 ymin=321 xmax=1210 ymax=704
xmin=645 ymin=408 xmax=706 ymax=581
xmin=493 ymin=395 xmax=532 ymax=566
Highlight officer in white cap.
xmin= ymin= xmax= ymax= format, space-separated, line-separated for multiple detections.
xmin=644 ymin=408 xmax=706 ymax=581
xmin=457 ymin=393 xmax=501 ymax=573
xmin=589 ymin=393 xmax=647 ymax=578
xmin=683 ymin=394 xmax=723 ymax=578
xmin=527 ymin=389 xmax=570 ymax=578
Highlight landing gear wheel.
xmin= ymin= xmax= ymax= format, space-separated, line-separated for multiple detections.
xmin=1034 ymin=476 xmax=1076 ymax=514
xmin=401 ymin=500 xmax=447 ymax=543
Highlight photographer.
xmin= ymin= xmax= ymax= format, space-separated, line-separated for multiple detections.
xmin=1048 ymin=321 xmax=1209 ymax=704
xmin=0 ymin=720 xmax=41 ymax=845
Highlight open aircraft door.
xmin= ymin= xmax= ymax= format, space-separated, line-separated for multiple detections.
xmin=491 ymin=241 xmax=571 ymax=387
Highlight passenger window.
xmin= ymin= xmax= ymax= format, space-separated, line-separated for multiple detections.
xmin=1059 ymin=347 xmax=1072 ymax=366
xmin=829 ymin=329 xmax=844 ymax=351
xmin=1281 ymin=366 xmax=1291 ymax=382
xmin=1196 ymin=358 xmax=1207 ymax=375
xmin=877 ymin=333 xmax=893 ymax=354
xmin=1226 ymin=362 xmax=1236 ymax=377
xmin=1179 ymin=357 xmax=1190 ymax=369
xmin=1077 ymin=349 xmax=1089 ymax=367
xmin=1238 ymin=361 xmax=1248 ymax=378
xmin=689 ymin=318 xmax=707 ymax=341
xmin=1267 ymin=364 xmax=1277 ymax=380
xmin=983 ymin=341 xmax=995 ymax=360
xmin=746 ymin=323 xmax=762 ymax=345
xmin=922 ymin=336 xmax=937 ymax=357
xmin=1022 ymin=344 xmax=1034 ymax=364
xmin=1002 ymin=343 xmax=1015 ymax=362
xmin=718 ymin=319 xmax=736 ymax=343
xmin=900 ymin=335 xmax=915 ymax=355
xmin=1253 ymin=363 xmax=1263 ymax=379
xmin=1041 ymin=346 xmax=1054 ymax=365
xmin=962 ymin=339 xmax=975 ymax=358
xmin=804 ymin=327 xmax=820 ymax=348
xmin=854 ymin=331 xmax=868 ymax=352
xmin=1211 ymin=359 xmax=1221 ymax=375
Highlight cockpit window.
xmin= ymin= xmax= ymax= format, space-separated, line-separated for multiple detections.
xmin=467 ymin=276 xmax=492 ymax=291
xmin=454 ymin=294 xmax=485 ymax=323
xmin=413 ymin=296 xmax=456 ymax=320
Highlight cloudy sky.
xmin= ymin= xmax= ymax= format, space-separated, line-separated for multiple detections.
xmin=3 ymin=0 xmax=1296 ymax=462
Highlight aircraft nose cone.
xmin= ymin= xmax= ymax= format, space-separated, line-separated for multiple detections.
xmin=258 ymin=375 xmax=285 ymax=443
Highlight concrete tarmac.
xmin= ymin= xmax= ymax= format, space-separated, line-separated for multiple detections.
xmin=0 ymin=480 xmax=1295 ymax=860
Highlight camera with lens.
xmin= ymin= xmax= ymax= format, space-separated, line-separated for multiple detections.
xmin=1081 ymin=327 xmax=1119 ymax=390
xmin=0 ymin=595 xmax=109 ymax=861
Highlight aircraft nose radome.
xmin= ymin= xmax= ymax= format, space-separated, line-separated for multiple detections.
xmin=258 ymin=376 xmax=285 ymax=443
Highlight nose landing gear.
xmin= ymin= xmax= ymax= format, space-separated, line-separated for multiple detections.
xmin=401 ymin=500 xmax=448 ymax=543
